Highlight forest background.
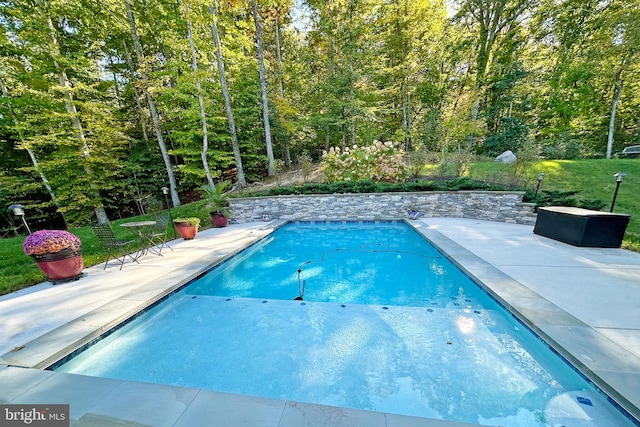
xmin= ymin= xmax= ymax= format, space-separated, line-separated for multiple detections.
xmin=1 ymin=0 xmax=639 ymax=230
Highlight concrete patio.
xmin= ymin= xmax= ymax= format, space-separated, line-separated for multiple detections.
xmin=0 ymin=218 xmax=639 ymax=426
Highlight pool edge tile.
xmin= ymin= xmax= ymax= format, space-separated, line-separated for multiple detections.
xmin=86 ymin=380 xmax=199 ymax=427
xmin=279 ymin=401 xmax=386 ymax=427
xmin=0 ymin=366 xmax=56 ymax=403
xmin=173 ymin=389 xmax=285 ymax=427
xmin=385 ymin=413 xmax=481 ymax=427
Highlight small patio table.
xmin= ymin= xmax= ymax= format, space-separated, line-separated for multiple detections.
xmin=120 ymin=220 xmax=157 ymax=257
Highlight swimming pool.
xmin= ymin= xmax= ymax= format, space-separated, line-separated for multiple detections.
xmin=53 ymin=221 xmax=636 ymax=426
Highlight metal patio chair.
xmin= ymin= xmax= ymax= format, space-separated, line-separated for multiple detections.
xmin=92 ymin=223 xmax=139 ymax=270
xmin=148 ymin=211 xmax=174 ymax=255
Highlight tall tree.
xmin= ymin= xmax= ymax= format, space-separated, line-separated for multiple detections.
xmin=0 ymin=0 xmax=133 ymax=224
xmin=603 ymin=0 xmax=640 ymax=158
xmin=209 ymin=3 xmax=246 ymax=188
xmin=454 ymin=0 xmax=534 ymax=132
xmin=0 ymin=75 xmax=64 ymax=225
xmin=251 ymin=0 xmax=276 ymax=176
xmin=123 ymin=40 xmax=150 ymax=143
xmin=185 ymin=3 xmax=216 ymax=190
xmin=273 ymin=2 xmax=292 ymax=167
xmin=125 ymin=0 xmax=181 ymax=207
xmin=43 ymin=8 xmax=110 ymax=224
xmin=529 ymin=0 xmax=639 ymax=157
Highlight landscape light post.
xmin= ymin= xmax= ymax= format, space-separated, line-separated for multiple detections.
xmin=161 ymin=186 xmax=170 ymax=210
xmin=534 ymin=173 xmax=546 ymax=198
xmin=161 ymin=186 xmax=175 ymax=235
xmin=610 ymin=173 xmax=626 ymax=212
xmin=9 ymin=204 xmax=31 ymax=234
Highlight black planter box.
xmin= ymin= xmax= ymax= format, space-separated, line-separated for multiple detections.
xmin=534 ymin=206 xmax=631 ymax=248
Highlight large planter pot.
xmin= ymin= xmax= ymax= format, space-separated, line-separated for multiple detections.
xmin=210 ymin=213 xmax=228 ymax=228
xmin=174 ymin=222 xmax=199 ymax=240
xmin=31 ymin=248 xmax=83 ymax=284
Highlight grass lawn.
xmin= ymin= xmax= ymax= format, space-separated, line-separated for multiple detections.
xmin=470 ymin=158 xmax=639 ymax=250
xmin=1 ymin=159 xmax=638 ymax=295
xmin=0 ymin=201 xmax=210 ymax=295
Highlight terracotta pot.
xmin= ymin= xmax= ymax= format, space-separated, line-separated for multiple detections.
xmin=32 ymin=249 xmax=83 ymax=284
xmin=174 ymin=222 xmax=198 ymax=239
xmin=210 ymin=213 xmax=228 ymax=228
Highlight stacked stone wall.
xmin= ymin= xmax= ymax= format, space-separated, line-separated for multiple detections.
xmin=229 ymin=191 xmax=537 ymax=224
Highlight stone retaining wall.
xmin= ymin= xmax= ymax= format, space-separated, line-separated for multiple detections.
xmin=229 ymin=191 xmax=537 ymax=224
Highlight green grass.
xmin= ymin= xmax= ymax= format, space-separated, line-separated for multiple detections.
xmin=0 ymin=201 xmax=212 ymax=296
xmin=469 ymin=159 xmax=640 ymax=251
xmin=1 ymin=159 xmax=638 ymax=295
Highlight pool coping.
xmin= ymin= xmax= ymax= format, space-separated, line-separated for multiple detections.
xmin=1 ymin=219 xmax=639 ymax=426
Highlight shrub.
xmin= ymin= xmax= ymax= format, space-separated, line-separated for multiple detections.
xmin=274 ymin=159 xmax=286 ymax=185
xmin=321 ymin=140 xmax=407 ymax=183
xmin=483 ymin=117 xmax=529 ymax=157
xmin=297 ymin=152 xmax=314 ymax=183
xmin=245 ymin=178 xmax=505 ymax=197
xmin=173 ymin=217 xmax=201 ymax=227
xmin=526 ymin=190 xmax=606 ymax=212
xmin=405 ymin=149 xmax=430 ymax=178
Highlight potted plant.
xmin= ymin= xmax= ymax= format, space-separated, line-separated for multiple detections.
xmin=23 ymin=229 xmax=83 ymax=284
xmin=202 ymin=181 xmax=232 ymax=227
xmin=172 ymin=217 xmax=201 ymax=240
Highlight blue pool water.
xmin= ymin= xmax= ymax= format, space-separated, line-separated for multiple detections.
xmin=54 ymin=222 xmax=635 ymax=426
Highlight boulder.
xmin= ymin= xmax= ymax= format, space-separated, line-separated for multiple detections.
xmin=495 ymin=150 xmax=517 ymax=163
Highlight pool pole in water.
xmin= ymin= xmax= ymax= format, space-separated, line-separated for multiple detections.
xmin=294 ymin=276 xmax=305 ymax=300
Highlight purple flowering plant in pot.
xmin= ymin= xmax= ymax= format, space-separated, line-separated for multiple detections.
xmin=23 ymin=230 xmax=83 ymax=283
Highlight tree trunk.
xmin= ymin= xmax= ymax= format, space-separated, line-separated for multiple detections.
xmin=108 ymin=56 xmax=122 ymax=107
xmin=125 ymin=0 xmax=181 ymax=207
xmin=123 ymin=40 xmax=149 ymax=142
xmin=347 ymin=0 xmax=356 ymax=146
xmin=186 ymin=4 xmax=216 ymax=190
xmin=407 ymin=92 xmax=413 ymax=148
xmin=208 ymin=5 xmax=246 ymax=188
xmin=275 ymin=13 xmax=291 ymax=168
xmin=275 ymin=13 xmax=285 ymax=98
xmin=607 ymin=64 xmax=627 ymax=159
xmin=401 ymin=82 xmax=410 ymax=150
xmin=325 ymin=131 xmax=331 ymax=152
xmin=46 ymin=14 xmax=109 ymax=224
xmin=325 ymin=35 xmax=335 ymax=151
xmin=251 ymin=0 xmax=275 ymax=176
xmin=349 ymin=64 xmax=356 ymax=146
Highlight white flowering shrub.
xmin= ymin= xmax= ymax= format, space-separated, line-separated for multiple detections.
xmin=321 ymin=140 xmax=407 ymax=183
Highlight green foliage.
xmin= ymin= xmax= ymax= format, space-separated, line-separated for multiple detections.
xmin=527 ymin=190 xmax=607 ymax=212
xmin=483 ymin=117 xmax=530 ymax=157
xmin=297 ymin=152 xmax=314 ymax=183
xmin=274 ymin=159 xmax=287 ymax=185
xmin=246 ymin=177 xmax=502 ymax=197
xmin=1 ymin=0 xmax=640 ymax=242
xmin=173 ymin=217 xmax=201 ymax=227
xmin=200 ymin=181 xmax=232 ymax=217
xmin=321 ymin=141 xmax=407 ymax=183
xmin=0 ymin=234 xmax=45 ymax=294
xmin=438 ymin=150 xmax=475 ymax=178
xmin=540 ymin=132 xmax=588 ymax=160
xmin=405 ymin=150 xmax=431 ymax=179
